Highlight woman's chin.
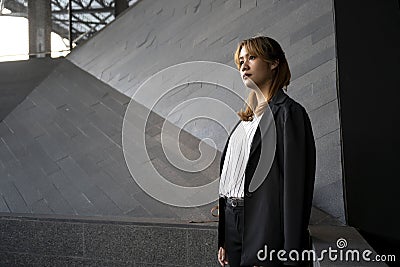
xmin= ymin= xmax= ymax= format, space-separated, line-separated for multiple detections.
xmin=244 ymin=79 xmax=260 ymax=91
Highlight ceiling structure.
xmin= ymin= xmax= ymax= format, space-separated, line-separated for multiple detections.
xmin=1 ymin=0 xmax=139 ymax=46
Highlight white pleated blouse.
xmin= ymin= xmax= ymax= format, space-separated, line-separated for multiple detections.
xmin=219 ymin=113 xmax=264 ymax=198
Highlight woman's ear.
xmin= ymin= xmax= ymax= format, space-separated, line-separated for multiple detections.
xmin=271 ymin=60 xmax=279 ymax=70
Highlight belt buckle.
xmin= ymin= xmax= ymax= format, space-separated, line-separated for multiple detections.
xmin=231 ymin=199 xmax=237 ymax=207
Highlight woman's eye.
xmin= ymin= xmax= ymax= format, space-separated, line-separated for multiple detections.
xmin=249 ymin=55 xmax=255 ymax=60
xmin=239 ymin=61 xmax=244 ymax=65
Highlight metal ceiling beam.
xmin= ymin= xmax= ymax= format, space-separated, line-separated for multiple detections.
xmin=4 ymin=0 xmax=27 ymax=15
xmin=94 ymin=0 xmax=112 ymax=8
xmin=53 ymin=17 xmax=84 ymax=33
xmin=71 ymin=0 xmax=109 ymax=23
xmin=53 ymin=18 xmax=107 ymax=25
xmin=0 ymin=12 xmax=26 ymax=17
xmin=70 ymin=0 xmax=114 ymax=41
xmin=51 ymin=0 xmax=113 ymax=37
xmin=52 ymin=6 xmax=113 ymax=14
xmin=2 ymin=0 xmax=137 ymax=45
xmin=51 ymin=0 xmax=92 ymax=38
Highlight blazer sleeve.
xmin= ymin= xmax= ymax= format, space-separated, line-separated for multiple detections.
xmin=282 ymin=104 xmax=316 ymax=265
xmin=218 ymin=196 xmax=226 ymax=249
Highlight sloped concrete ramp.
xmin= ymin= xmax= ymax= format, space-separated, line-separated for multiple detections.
xmin=0 ymin=58 xmax=62 ymax=121
xmin=0 ymin=58 xmax=218 ymax=222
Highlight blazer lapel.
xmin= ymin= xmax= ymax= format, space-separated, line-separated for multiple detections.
xmin=248 ymin=89 xmax=288 ymax=159
xmin=219 ymin=89 xmax=288 ymax=175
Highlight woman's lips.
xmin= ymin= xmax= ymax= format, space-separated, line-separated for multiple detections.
xmin=243 ymin=74 xmax=252 ymax=79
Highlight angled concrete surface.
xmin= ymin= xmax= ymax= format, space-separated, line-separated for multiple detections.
xmin=0 ymin=58 xmax=346 ymax=227
xmin=0 ymin=0 xmax=344 ymax=223
xmin=0 ymin=58 xmax=218 ymax=221
xmin=67 ymin=0 xmax=345 ymax=222
xmin=0 ymin=57 xmax=62 ymax=121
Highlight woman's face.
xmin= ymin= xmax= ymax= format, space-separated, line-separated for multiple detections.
xmin=238 ymin=46 xmax=277 ymax=91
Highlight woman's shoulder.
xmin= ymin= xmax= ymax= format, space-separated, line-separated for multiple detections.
xmin=272 ymin=92 xmax=313 ymax=131
xmin=276 ymin=90 xmax=308 ymax=117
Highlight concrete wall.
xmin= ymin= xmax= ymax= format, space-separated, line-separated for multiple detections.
xmin=67 ymin=0 xmax=345 ymax=222
xmin=0 ymin=58 xmax=61 ymax=121
xmin=0 ymin=59 xmax=216 ymax=221
xmin=0 ymin=213 xmax=383 ymax=266
xmin=0 ymin=214 xmax=219 ymax=266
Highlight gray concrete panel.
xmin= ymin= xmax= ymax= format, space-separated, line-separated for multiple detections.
xmin=66 ymin=0 xmax=344 ymax=221
xmin=0 ymin=214 xmax=384 ymax=266
xmin=0 ymin=58 xmax=61 ymax=121
xmin=0 ymin=59 xmax=218 ymax=221
xmin=0 ymin=0 xmax=344 ymax=223
xmin=0 ymin=181 xmax=29 ymax=213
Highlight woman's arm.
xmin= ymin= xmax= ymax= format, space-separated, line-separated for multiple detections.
xmin=217 ymin=196 xmax=228 ymax=266
xmin=217 ymin=196 xmax=226 ymax=249
xmin=282 ymin=104 xmax=316 ymax=265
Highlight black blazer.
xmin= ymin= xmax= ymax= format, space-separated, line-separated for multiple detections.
xmin=218 ymin=89 xmax=316 ymax=266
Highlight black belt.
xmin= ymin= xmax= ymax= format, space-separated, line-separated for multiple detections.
xmin=225 ymin=197 xmax=244 ymax=207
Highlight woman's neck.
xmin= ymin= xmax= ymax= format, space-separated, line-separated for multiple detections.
xmin=255 ymin=80 xmax=272 ymax=104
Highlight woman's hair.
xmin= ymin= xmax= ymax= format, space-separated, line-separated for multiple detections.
xmin=234 ymin=36 xmax=291 ymax=121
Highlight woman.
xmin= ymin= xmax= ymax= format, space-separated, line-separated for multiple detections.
xmin=217 ymin=36 xmax=316 ymax=267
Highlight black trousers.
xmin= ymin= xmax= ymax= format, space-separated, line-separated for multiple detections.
xmin=224 ymin=204 xmax=311 ymax=267
xmin=224 ymin=204 xmax=253 ymax=267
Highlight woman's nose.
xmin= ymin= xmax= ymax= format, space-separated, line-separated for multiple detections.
xmin=241 ymin=61 xmax=249 ymax=71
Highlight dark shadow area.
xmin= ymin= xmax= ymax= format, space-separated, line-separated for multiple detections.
xmin=360 ymin=230 xmax=399 ymax=266
xmin=0 ymin=57 xmax=62 ymax=121
xmin=334 ymin=0 xmax=400 ymax=265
